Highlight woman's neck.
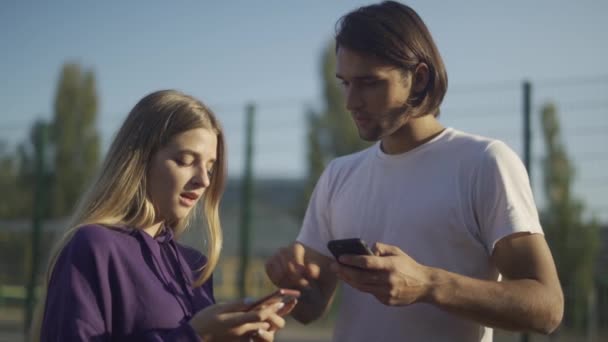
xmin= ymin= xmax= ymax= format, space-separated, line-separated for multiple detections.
xmin=142 ymin=222 xmax=163 ymax=237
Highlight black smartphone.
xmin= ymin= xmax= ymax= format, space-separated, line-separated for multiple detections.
xmin=327 ymin=238 xmax=374 ymax=262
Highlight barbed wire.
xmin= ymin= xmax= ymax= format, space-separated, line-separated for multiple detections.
xmin=535 ymin=74 xmax=608 ymax=88
xmin=2 ymin=75 xmax=607 ymax=130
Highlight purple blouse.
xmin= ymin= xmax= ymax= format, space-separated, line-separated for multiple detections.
xmin=41 ymin=224 xmax=215 ymax=341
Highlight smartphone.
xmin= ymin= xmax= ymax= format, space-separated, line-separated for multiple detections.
xmin=246 ymin=288 xmax=301 ymax=312
xmin=327 ymin=238 xmax=374 ymax=262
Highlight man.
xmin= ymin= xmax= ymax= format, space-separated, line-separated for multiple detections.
xmin=265 ymin=1 xmax=564 ymax=341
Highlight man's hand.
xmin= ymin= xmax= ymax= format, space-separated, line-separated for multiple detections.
xmin=330 ymin=242 xmax=432 ymax=306
xmin=264 ymin=242 xmax=338 ymax=324
xmin=333 ymin=235 xmax=563 ymax=334
xmin=265 ymin=242 xmax=322 ymax=289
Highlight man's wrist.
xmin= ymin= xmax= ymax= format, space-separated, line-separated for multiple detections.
xmin=421 ymin=266 xmax=445 ymax=305
xmin=298 ymin=286 xmax=318 ymax=304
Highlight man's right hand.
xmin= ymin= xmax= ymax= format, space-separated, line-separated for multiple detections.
xmin=264 ymin=242 xmax=337 ymax=324
xmin=265 ymin=242 xmax=321 ymax=289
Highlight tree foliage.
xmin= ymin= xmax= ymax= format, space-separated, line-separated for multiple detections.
xmin=0 ymin=62 xmax=100 ymax=219
xmin=300 ymin=41 xmax=370 ymax=217
xmin=50 ymin=63 xmax=100 ymax=217
xmin=540 ymin=102 xmax=599 ymax=329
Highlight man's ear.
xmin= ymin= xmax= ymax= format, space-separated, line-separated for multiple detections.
xmin=412 ymin=63 xmax=430 ymax=93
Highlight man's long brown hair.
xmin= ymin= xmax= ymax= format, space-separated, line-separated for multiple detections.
xmin=336 ymin=1 xmax=448 ymax=118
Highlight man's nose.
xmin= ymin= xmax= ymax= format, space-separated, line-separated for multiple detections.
xmin=345 ymin=86 xmax=364 ymax=112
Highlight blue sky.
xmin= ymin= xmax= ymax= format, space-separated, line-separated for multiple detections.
xmin=1 ymin=1 xmax=607 ymax=219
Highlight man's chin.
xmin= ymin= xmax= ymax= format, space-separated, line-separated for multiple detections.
xmin=357 ymin=130 xmax=381 ymax=142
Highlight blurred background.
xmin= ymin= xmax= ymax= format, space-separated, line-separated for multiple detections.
xmin=1 ymin=1 xmax=607 ymax=341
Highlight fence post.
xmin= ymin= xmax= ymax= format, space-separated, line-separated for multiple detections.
xmin=520 ymin=80 xmax=532 ymax=342
xmin=238 ymin=103 xmax=255 ymax=298
xmin=523 ymin=80 xmax=532 ymax=182
xmin=24 ymin=121 xmax=50 ymax=333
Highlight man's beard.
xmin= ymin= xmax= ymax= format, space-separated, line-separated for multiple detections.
xmin=362 ymin=102 xmax=412 ymax=141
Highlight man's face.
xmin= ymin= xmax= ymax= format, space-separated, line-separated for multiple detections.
xmin=336 ymin=47 xmax=413 ymax=141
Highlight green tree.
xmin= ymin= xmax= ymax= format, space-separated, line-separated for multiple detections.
xmin=300 ymin=41 xmax=369 ymax=217
xmin=18 ymin=120 xmax=54 ymax=217
xmin=540 ymin=102 xmax=599 ymax=330
xmin=50 ymin=63 xmax=100 ymax=217
xmin=0 ymin=141 xmax=21 ymax=218
xmin=0 ymin=119 xmax=52 ymax=219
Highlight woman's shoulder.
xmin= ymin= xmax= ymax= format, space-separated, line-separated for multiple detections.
xmin=71 ymin=224 xmax=132 ymax=244
xmin=65 ymin=224 xmax=134 ymax=258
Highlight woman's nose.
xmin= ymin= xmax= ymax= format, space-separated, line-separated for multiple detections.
xmin=192 ymin=165 xmax=211 ymax=188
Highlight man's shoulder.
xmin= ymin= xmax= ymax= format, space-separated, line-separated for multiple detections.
xmin=445 ymin=128 xmax=496 ymax=150
xmin=443 ymin=128 xmax=515 ymax=160
xmin=327 ymin=144 xmax=375 ymax=172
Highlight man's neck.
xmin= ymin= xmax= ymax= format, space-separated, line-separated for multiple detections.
xmin=380 ymin=115 xmax=445 ymax=155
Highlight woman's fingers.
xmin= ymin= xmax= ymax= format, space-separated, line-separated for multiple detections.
xmin=256 ymin=302 xmax=286 ymax=330
xmin=218 ymin=301 xmax=284 ymax=332
xmin=230 ymin=321 xmax=271 ymax=336
xmin=212 ymin=299 xmax=251 ymax=314
xmin=253 ymin=328 xmax=275 ymax=342
xmin=220 ymin=310 xmax=265 ymax=327
xmin=263 ymin=312 xmax=285 ymax=331
xmin=277 ymin=298 xmax=298 ymax=316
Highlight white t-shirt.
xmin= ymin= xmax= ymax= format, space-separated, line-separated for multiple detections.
xmin=297 ymin=128 xmax=543 ymax=342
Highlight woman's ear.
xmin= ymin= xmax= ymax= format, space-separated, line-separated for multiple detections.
xmin=412 ymin=63 xmax=430 ymax=93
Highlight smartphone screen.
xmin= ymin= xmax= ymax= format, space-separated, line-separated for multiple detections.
xmin=327 ymin=238 xmax=374 ymax=261
xmin=246 ymin=288 xmax=301 ymax=312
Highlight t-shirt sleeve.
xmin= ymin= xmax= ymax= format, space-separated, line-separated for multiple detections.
xmin=296 ymin=163 xmax=335 ymax=257
xmin=41 ymin=226 xmax=113 ymax=341
xmin=474 ymin=141 xmax=544 ymax=254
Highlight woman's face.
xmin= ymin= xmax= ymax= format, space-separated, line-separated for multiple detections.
xmin=147 ymin=128 xmax=218 ymax=223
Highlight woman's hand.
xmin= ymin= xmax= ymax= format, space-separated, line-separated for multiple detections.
xmin=189 ymin=300 xmax=286 ymax=341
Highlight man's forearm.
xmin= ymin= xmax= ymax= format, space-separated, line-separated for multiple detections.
xmin=426 ymin=267 xmax=563 ymax=334
xmin=291 ymin=285 xmax=336 ymax=324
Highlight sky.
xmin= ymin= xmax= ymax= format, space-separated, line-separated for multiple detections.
xmin=1 ymin=0 xmax=607 ymax=219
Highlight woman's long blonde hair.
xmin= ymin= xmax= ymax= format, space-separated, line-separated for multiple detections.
xmin=30 ymin=90 xmax=226 ymax=340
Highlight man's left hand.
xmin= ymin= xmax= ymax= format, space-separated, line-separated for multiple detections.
xmin=330 ymin=242 xmax=433 ymax=306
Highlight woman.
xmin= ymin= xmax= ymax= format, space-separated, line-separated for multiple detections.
xmin=32 ymin=90 xmax=288 ymax=341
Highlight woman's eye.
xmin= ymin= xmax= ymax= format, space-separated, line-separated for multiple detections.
xmin=175 ymin=158 xmax=193 ymax=166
